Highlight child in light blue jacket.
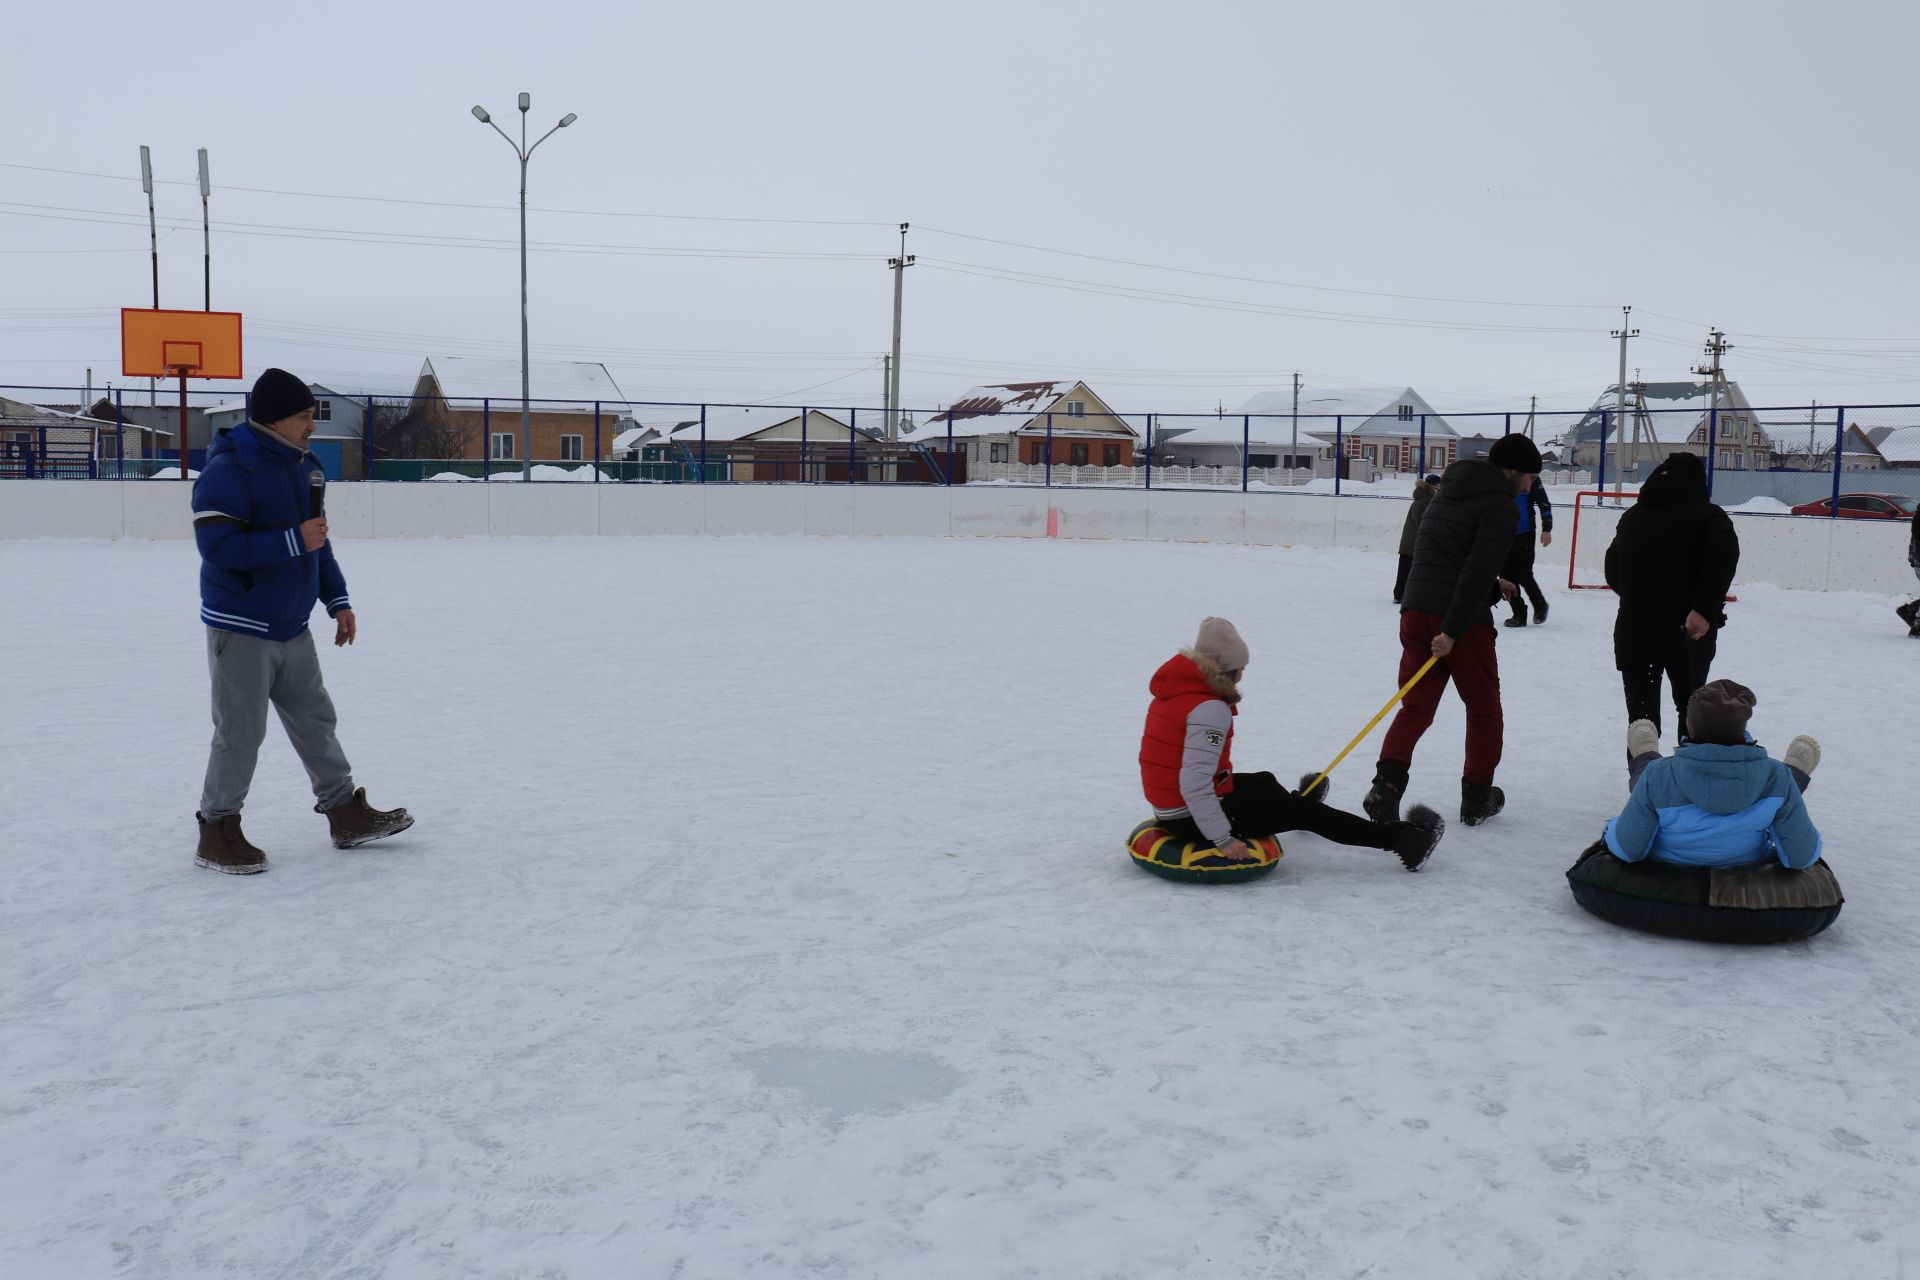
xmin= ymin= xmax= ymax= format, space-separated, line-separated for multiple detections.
xmin=1605 ymin=679 xmax=1823 ymax=870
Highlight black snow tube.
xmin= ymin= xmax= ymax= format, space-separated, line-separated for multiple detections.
xmin=1566 ymin=840 xmax=1843 ymax=944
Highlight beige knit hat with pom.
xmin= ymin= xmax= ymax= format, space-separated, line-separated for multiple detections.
xmin=1194 ymin=617 xmax=1249 ymax=672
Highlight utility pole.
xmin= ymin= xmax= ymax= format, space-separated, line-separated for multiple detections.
xmin=1693 ymin=328 xmax=1732 ymax=469
xmin=1609 ymin=306 xmax=1638 ymax=493
xmin=1522 ymin=394 xmax=1537 ymax=439
xmin=886 ymin=223 xmax=914 ymax=441
xmin=140 ymin=145 xmax=158 ymax=407
xmin=1288 ymin=371 xmax=1301 ymax=480
xmin=880 ymin=354 xmax=891 ymax=416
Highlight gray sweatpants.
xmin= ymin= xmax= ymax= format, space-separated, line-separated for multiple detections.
xmin=201 ymin=628 xmax=355 ymax=818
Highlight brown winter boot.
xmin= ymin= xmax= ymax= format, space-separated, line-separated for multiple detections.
xmin=195 ymin=812 xmax=268 ymax=875
xmin=318 ymin=788 xmax=414 ymax=849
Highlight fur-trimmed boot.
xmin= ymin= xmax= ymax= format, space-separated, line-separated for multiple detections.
xmin=1390 ymin=805 xmax=1445 ymax=872
xmin=196 ymin=812 xmax=268 ymax=875
xmin=318 ymin=788 xmax=414 ymax=849
xmin=1460 ymin=780 xmax=1506 ymax=827
xmin=1363 ymin=762 xmax=1408 ymax=824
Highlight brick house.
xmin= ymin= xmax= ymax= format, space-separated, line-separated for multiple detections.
xmin=901 ymin=380 xmax=1137 ymax=467
xmin=1564 ymin=381 xmax=1774 ymax=473
xmin=410 ymin=357 xmax=635 ymax=465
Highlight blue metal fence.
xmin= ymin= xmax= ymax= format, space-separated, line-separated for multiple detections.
xmin=3 ymin=383 xmax=1917 ymax=515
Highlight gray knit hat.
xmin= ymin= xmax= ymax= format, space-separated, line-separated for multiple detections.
xmin=1686 ymin=679 xmax=1757 ymax=746
xmin=1194 ymin=617 xmax=1250 ymax=672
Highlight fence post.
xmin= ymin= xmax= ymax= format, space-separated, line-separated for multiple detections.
xmin=847 ymin=407 xmax=858 ymax=483
xmin=482 ymin=398 xmax=491 ymax=481
xmin=1334 ymin=416 xmax=1343 ymax=495
xmin=1144 ymin=415 xmax=1153 ymax=491
xmin=1589 ymin=410 xmax=1605 ymax=495
xmin=1045 ymin=412 xmax=1053 ymax=488
xmin=1241 ymin=415 xmax=1250 ymax=492
xmin=593 ymin=401 xmax=601 ymax=482
xmin=113 ymin=389 xmax=125 ymax=475
xmin=946 ymin=410 xmax=955 ymax=486
xmin=1830 ymin=406 xmax=1846 ymax=516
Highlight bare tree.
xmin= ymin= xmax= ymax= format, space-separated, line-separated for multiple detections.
xmin=369 ymin=398 xmax=467 ymax=459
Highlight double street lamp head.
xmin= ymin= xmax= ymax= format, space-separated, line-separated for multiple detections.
xmin=471 ymin=101 xmax=577 ymax=133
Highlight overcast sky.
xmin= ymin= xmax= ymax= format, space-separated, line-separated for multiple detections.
xmin=5 ymin=0 xmax=1917 ymax=422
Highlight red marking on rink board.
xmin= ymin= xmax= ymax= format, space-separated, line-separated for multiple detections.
xmin=1046 ymin=507 xmax=1059 ymax=538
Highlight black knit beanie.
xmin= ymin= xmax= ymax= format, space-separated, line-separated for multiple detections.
xmin=1487 ymin=433 xmax=1543 ymax=474
xmin=250 ymin=368 xmax=316 ymax=427
xmin=1686 ymin=679 xmax=1756 ymax=746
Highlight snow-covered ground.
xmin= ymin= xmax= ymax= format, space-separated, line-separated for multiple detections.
xmin=4 ymin=534 xmax=1917 ymax=1279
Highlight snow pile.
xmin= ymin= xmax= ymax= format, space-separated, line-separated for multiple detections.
xmin=4 ymin=535 xmax=1916 ymax=1277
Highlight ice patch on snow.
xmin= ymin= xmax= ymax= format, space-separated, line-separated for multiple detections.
xmin=741 ymin=1047 xmax=961 ymax=1124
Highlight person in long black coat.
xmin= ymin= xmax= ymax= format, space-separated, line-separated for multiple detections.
xmin=1602 ymin=452 xmax=1739 ymax=742
xmin=1898 ymin=504 xmax=1920 ymax=637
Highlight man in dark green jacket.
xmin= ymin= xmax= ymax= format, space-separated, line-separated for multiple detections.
xmin=1366 ymin=436 xmax=1541 ymax=827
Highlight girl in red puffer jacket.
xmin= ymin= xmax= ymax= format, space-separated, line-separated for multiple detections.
xmin=1138 ymin=617 xmax=1445 ymax=872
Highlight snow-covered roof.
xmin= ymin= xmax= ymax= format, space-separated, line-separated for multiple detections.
xmin=661 ymin=406 xmax=867 ymax=444
xmin=1232 ymin=386 xmax=1460 ymax=439
xmin=0 ymin=396 xmax=118 ymax=428
xmin=939 ymin=381 xmax=1079 ymax=420
xmin=1874 ymin=425 xmax=1920 ymax=462
xmin=414 ymin=356 xmax=633 ymax=410
xmin=903 ymin=381 xmax=1141 ymax=441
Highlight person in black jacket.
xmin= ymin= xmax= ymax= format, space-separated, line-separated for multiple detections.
xmin=1365 ymin=435 xmax=1541 ymax=828
xmin=1393 ymin=473 xmax=1439 ymax=604
xmin=1898 ymin=504 xmax=1920 ymax=638
xmin=1602 ymin=451 xmax=1739 ymax=746
xmin=1501 ymin=476 xmax=1553 ymax=627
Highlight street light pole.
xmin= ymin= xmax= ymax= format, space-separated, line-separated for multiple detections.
xmin=472 ymin=94 xmax=577 ymax=479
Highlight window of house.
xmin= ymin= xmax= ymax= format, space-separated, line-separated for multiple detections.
xmin=991 ymin=442 xmax=1009 ymax=463
xmin=560 ymin=434 xmax=583 ymax=461
xmin=1719 ymin=450 xmax=1734 ymax=469
xmin=1070 ymin=443 xmax=1089 ymax=466
xmin=1066 ymin=400 xmax=1086 ymax=418
xmin=1719 ymin=418 xmax=1735 ymax=438
xmin=313 ymin=399 xmax=332 ymax=423
xmin=1250 ymin=453 xmax=1278 ymax=469
xmin=1397 ymin=404 xmax=1413 ymax=421
xmin=491 ymin=432 xmax=516 ymax=460
xmin=1102 ymin=444 xmax=1121 ymax=466
xmin=1383 ymin=446 xmax=1399 ymax=468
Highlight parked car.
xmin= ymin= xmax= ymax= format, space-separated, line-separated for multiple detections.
xmin=1788 ymin=493 xmax=1919 ymax=519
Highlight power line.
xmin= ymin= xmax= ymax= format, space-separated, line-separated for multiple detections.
xmin=917 ymin=224 xmax=1613 ymax=311
xmin=0 ymin=160 xmax=894 ymax=228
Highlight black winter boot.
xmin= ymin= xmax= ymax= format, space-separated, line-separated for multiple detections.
xmin=318 ymin=788 xmax=414 ymax=849
xmin=1460 ymin=780 xmax=1505 ymax=827
xmin=1503 ymin=609 xmax=1528 ymax=629
xmin=196 ymin=812 xmax=268 ymax=875
xmin=1389 ymin=805 xmax=1445 ymax=872
xmin=1364 ymin=762 xmax=1408 ymax=824
xmin=1896 ymin=599 xmax=1919 ymax=629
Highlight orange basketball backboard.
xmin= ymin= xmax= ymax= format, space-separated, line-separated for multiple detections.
xmin=121 ymin=308 xmax=244 ymax=378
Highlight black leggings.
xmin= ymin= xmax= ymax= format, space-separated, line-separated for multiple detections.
xmin=1620 ymin=632 xmax=1718 ymax=737
xmin=1162 ymin=771 xmax=1395 ymax=851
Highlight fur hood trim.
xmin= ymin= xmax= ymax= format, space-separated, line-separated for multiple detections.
xmin=1178 ymin=648 xmax=1242 ymax=704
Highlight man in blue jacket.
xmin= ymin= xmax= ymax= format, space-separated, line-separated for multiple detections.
xmin=1604 ymin=680 xmax=1821 ymax=870
xmin=191 ymin=368 xmax=411 ymax=874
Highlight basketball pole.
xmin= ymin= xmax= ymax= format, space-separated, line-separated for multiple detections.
xmin=174 ymin=365 xmax=190 ymax=480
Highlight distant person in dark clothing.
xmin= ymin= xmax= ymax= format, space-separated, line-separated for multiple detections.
xmin=1603 ymin=451 xmax=1739 ymax=751
xmin=1365 ymin=434 xmax=1541 ymax=829
xmin=1898 ymin=504 xmax=1920 ymax=638
xmin=1502 ymin=475 xmax=1553 ymax=627
xmin=1393 ymin=473 xmax=1439 ymax=604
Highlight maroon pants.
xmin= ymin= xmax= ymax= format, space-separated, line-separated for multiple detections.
xmin=1378 ymin=610 xmax=1503 ymax=785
